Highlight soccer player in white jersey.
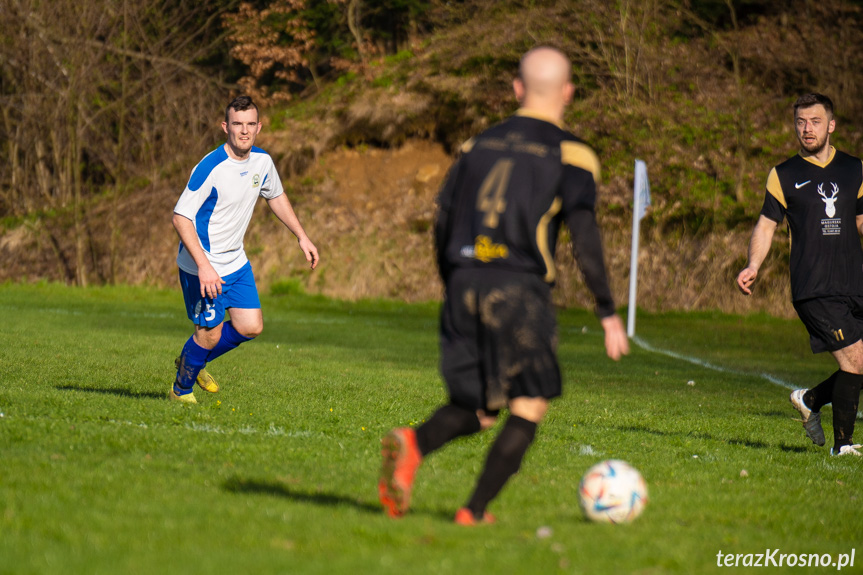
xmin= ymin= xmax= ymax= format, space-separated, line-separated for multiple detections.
xmin=170 ymin=95 xmax=319 ymax=403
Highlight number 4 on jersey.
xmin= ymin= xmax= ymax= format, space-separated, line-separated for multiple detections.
xmin=476 ymin=159 xmax=514 ymax=229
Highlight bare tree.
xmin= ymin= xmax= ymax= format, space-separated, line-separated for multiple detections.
xmin=347 ymin=0 xmax=368 ymax=72
xmin=563 ymin=0 xmax=662 ymax=102
xmin=0 ymin=0 xmax=234 ymax=284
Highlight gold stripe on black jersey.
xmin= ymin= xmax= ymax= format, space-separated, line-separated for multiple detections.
xmin=561 ymin=141 xmax=601 ymax=184
xmin=858 ymin=160 xmax=863 ymax=198
xmin=761 ymin=147 xmax=863 ymax=301
xmin=537 ymin=197 xmax=563 ymax=283
xmin=765 ymin=168 xmax=786 ymax=208
xmin=435 ymin=111 xmax=616 ymax=316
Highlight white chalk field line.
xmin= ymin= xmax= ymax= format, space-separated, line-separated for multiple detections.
xmin=631 ymin=335 xmax=863 ymax=419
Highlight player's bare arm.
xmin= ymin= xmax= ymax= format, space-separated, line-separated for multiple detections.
xmin=172 ymin=213 xmax=225 ymax=298
xmin=737 ymin=215 xmax=778 ymax=295
xmin=266 ymin=193 xmax=320 ymax=269
xmin=856 ymin=214 xmax=863 ymax=237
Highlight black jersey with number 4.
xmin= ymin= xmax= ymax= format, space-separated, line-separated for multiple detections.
xmin=434 ymin=109 xmax=615 ymax=318
xmin=760 ymin=147 xmax=863 ymax=301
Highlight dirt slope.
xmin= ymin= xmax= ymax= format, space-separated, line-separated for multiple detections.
xmin=0 ymin=134 xmax=793 ymax=318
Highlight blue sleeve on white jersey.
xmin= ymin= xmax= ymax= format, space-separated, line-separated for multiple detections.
xmin=195 ymin=187 xmax=219 ymax=252
xmin=188 ymin=146 xmax=229 ymax=192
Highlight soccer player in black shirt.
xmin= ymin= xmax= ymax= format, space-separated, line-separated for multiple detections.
xmin=378 ymin=46 xmax=630 ymax=524
xmin=737 ymin=93 xmax=863 ymax=457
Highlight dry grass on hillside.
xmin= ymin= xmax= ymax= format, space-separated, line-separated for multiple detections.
xmin=0 ymin=135 xmax=796 ymax=318
xmin=5 ymin=0 xmax=844 ymax=320
xmin=257 ymin=136 xmax=797 ymax=318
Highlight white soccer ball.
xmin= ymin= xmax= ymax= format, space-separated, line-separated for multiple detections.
xmin=578 ymin=459 xmax=648 ymax=523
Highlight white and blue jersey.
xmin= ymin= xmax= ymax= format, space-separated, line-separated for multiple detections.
xmin=174 ymin=145 xmax=283 ymax=277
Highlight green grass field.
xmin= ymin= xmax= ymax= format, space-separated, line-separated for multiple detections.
xmin=0 ymin=283 xmax=860 ymax=575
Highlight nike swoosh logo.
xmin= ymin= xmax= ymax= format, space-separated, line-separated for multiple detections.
xmin=795 ymin=180 xmax=811 ymax=189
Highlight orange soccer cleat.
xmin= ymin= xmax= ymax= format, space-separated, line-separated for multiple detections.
xmin=453 ymin=507 xmax=496 ymax=526
xmin=378 ymin=427 xmax=422 ymax=518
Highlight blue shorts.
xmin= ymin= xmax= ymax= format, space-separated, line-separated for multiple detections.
xmin=179 ymin=262 xmax=261 ymax=328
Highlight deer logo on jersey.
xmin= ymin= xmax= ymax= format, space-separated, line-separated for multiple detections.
xmin=818 ymin=182 xmax=839 ymax=218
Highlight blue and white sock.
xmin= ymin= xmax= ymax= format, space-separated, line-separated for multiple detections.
xmin=174 ymin=336 xmax=211 ymax=394
xmin=205 ymin=321 xmax=253 ymax=363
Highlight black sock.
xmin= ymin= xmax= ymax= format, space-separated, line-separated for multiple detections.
xmin=414 ymin=404 xmax=481 ymax=457
xmin=832 ymin=371 xmax=863 ymax=449
xmin=805 ymin=371 xmax=839 ymax=412
xmin=466 ymin=415 xmax=537 ymax=519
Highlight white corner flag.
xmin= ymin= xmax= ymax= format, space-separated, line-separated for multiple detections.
xmin=627 ymin=159 xmax=651 ymax=337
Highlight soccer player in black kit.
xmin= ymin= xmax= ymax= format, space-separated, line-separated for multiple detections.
xmin=378 ymin=46 xmax=630 ymax=525
xmin=737 ymin=93 xmax=863 ymax=457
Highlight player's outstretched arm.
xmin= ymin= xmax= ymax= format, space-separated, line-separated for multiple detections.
xmin=600 ymin=314 xmax=629 ymax=361
xmin=736 ymin=215 xmax=777 ymax=296
xmin=266 ymin=194 xmax=319 ymax=270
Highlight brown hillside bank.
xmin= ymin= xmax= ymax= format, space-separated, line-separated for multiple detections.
xmin=0 ymin=136 xmax=793 ymax=318
xmin=3 ymin=1 xmax=860 ymax=320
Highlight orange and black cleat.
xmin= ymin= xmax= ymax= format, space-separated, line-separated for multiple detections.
xmin=378 ymin=427 xmax=422 ymax=518
xmin=454 ymin=507 xmax=496 ymax=526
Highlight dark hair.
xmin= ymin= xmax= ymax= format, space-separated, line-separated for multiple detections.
xmin=794 ymin=93 xmax=834 ymax=116
xmin=225 ymin=95 xmax=258 ymax=123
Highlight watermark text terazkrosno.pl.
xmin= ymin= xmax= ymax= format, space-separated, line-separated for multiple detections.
xmin=716 ymin=549 xmax=855 ymax=570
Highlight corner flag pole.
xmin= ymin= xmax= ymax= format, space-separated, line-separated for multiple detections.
xmin=627 ymin=159 xmax=651 ymax=338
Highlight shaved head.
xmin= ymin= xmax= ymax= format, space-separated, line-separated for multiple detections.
xmin=514 ymin=46 xmax=574 ymax=122
xmin=518 ymin=47 xmax=571 ymax=98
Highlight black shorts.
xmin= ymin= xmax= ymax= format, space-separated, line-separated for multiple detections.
xmin=439 ymin=267 xmax=561 ymax=412
xmin=792 ymin=295 xmax=863 ymax=354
